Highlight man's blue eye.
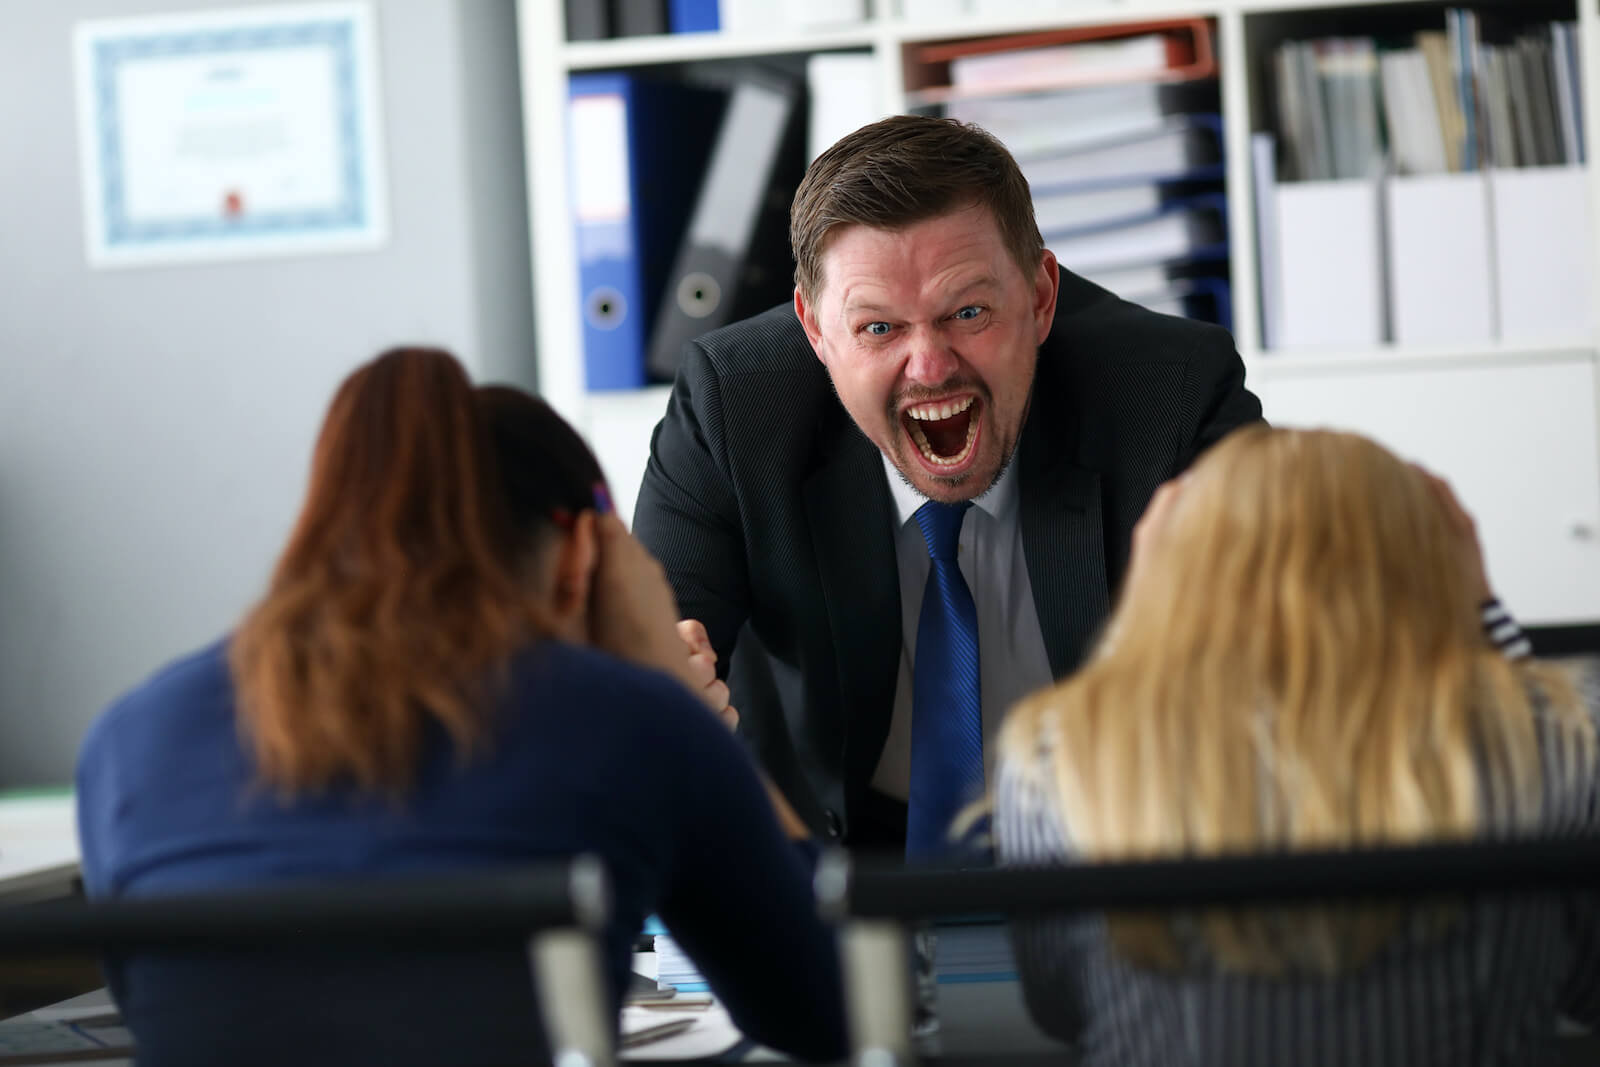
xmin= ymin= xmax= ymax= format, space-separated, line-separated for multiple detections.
xmin=955 ymin=306 xmax=982 ymax=320
xmin=866 ymin=322 xmax=891 ymax=336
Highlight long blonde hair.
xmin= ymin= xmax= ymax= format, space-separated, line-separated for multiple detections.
xmin=1001 ymin=426 xmax=1591 ymax=973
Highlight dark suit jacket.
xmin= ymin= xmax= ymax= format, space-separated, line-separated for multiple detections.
xmin=633 ymin=271 xmax=1262 ymax=847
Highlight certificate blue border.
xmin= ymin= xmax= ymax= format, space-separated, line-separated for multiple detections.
xmin=92 ymin=18 xmax=367 ymax=246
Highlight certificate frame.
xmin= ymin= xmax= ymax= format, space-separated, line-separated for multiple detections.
xmin=74 ymin=2 xmax=389 ymax=268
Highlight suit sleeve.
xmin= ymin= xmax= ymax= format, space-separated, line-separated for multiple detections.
xmin=632 ymin=342 xmax=751 ymax=672
xmin=1180 ymin=326 xmax=1264 ymax=467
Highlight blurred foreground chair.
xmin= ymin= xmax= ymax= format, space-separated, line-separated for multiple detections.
xmin=0 ymin=857 xmax=613 ymax=1067
xmin=817 ymin=837 xmax=1600 ymax=1066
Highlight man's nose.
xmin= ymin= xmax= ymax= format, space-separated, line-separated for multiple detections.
xmin=903 ymin=328 xmax=959 ymax=385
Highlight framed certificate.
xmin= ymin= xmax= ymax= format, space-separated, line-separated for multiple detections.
xmin=74 ymin=2 xmax=389 ymax=268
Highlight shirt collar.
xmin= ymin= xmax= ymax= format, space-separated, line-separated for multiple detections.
xmin=880 ymin=450 xmax=1020 ymax=530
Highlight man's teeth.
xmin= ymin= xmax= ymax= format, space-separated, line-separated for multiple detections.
xmin=905 ymin=396 xmax=975 ymax=421
xmin=907 ymin=418 xmax=979 ymax=467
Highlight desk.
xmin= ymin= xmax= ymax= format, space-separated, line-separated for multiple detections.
xmin=626 ymin=948 xmax=1063 ymax=1062
xmin=0 ymin=792 xmax=80 ymax=907
xmin=9 ymin=978 xmax=1600 ymax=1065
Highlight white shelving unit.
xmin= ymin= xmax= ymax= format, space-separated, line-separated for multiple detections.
xmin=516 ymin=0 xmax=1600 ymax=623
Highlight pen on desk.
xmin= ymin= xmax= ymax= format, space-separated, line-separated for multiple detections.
xmin=631 ymin=998 xmax=713 ymax=1012
xmin=621 ymin=1016 xmax=697 ymax=1048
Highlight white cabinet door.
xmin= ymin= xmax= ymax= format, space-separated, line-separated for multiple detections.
xmin=585 ymin=385 xmax=674 ymax=528
xmin=1256 ymin=358 xmax=1600 ymax=624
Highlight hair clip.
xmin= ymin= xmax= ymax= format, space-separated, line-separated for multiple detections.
xmin=550 ymin=507 xmax=574 ymax=530
xmin=592 ymin=482 xmax=613 ymax=516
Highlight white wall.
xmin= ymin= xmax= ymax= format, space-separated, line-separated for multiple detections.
xmin=0 ymin=0 xmax=534 ymax=785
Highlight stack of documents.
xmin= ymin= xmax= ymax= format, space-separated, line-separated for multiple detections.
xmin=949 ymin=34 xmax=1174 ymax=94
xmin=910 ymin=18 xmax=1216 ymax=106
xmin=644 ymin=918 xmax=710 ymax=993
xmin=927 ymin=21 xmax=1229 ymax=327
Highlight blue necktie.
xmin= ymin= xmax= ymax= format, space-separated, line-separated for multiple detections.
xmin=907 ymin=500 xmax=983 ymax=859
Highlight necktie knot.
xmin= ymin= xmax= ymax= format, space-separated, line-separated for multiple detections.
xmin=914 ymin=500 xmax=971 ymax=563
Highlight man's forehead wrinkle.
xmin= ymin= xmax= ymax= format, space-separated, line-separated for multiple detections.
xmin=836 ymin=274 xmax=999 ymax=318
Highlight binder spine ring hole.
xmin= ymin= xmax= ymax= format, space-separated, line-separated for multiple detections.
xmin=677 ymin=272 xmax=722 ymax=319
xmin=585 ymin=287 xmax=627 ymax=330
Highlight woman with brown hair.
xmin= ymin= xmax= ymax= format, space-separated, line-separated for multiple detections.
xmin=995 ymin=425 xmax=1600 ymax=1066
xmin=75 ymin=348 xmax=843 ymax=1065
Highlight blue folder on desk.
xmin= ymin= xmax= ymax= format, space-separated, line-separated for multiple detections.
xmin=1020 ymin=114 xmax=1226 ymax=197
xmin=567 ymin=73 xmax=724 ymax=390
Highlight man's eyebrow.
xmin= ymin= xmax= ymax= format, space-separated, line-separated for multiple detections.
xmin=840 ymin=276 xmax=1001 ymax=316
xmin=951 ymin=275 xmax=1001 ymax=296
xmin=841 ymin=297 xmax=891 ymax=315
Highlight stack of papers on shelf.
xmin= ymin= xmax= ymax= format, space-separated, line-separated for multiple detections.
xmin=1018 ymin=117 xmax=1224 ymax=195
xmin=908 ymin=18 xmax=1215 ymax=107
xmin=950 ymin=34 xmax=1173 ymax=93
xmin=949 ymin=82 xmax=1204 ymax=161
xmin=1044 ymin=195 xmax=1226 ymax=275
xmin=1033 ymin=185 xmax=1165 ymax=236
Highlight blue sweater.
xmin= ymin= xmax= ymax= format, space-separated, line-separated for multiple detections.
xmin=76 ymin=638 xmax=846 ymax=1065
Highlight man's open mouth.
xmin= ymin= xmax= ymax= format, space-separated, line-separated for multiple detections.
xmin=901 ymin=395 xmax=980 ymax=471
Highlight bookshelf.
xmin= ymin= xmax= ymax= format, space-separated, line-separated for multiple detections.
xmin=515 ymin=0 xmax=1600 ymax=624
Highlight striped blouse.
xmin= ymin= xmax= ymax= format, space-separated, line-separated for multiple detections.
xmin=994 ymin=603 xmax=1600 ymax=1067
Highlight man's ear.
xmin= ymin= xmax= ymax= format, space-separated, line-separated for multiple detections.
xmin=552 ymin=510 xmax=599 ymax=621
xmin=794 ymin=286 xmax=825 ymax=358
xmin=1033 ymin=250 xmax=1061 ymax=345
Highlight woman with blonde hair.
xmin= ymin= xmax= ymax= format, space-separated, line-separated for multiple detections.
xmin=75 ymin=348 xmax=843 ymax=1066
xmin=995 ymin=424 xmax=1600 ymax=1066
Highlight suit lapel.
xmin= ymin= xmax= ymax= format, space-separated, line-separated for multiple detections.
xmin=1019 ymin=413 xmax=1109 ymax=681
xmin=803 ymin=425 xmax=901 ymax=797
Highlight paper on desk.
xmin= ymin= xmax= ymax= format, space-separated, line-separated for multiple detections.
xmin=620 ymin=1001 xmax=743 ymax=1061
xmin=31 ymin=989 xmax=117 ymax=1025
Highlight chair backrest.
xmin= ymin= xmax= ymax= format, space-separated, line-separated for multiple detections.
xmin=0 ymin=856 xmax=616 ymax=1067
xmin=815 ymin=836 xmax=1600 ymax=1066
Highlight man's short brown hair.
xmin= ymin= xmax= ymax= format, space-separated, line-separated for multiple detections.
xmin=790 ymin=114 xmax=1043 ymax=304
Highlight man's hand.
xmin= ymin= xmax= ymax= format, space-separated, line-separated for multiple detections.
xmin=676 ymin=619 xmax=738 ymax=729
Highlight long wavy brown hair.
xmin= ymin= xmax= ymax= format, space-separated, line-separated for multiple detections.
xmin=229 ymin=349 xmax=601 ymax=793
xmin=1001 ymin=426 xmax=1591 ymax=974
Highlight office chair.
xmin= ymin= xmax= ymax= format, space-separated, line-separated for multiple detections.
xmin=817 ymin=837 xmax=1600 ymax=1066
xmin=0 ymin=857 xmax=616 ymax=1067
